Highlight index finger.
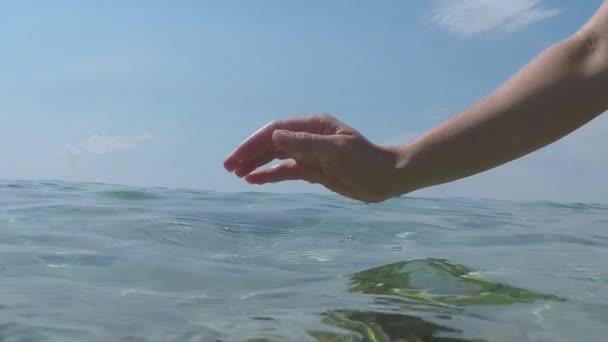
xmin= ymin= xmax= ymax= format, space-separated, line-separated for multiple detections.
xmin=223 ymin=115 xmax=326 ymax=172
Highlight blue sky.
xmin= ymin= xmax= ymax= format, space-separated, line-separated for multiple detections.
xmin=1 ymin=0 xmax=606 ymax=202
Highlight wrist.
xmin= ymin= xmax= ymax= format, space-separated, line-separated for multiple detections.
xmin=381 ymin=143 xmax=424 ymax=197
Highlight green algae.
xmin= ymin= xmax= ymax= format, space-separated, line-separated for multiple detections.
xmin=309 ymin=258 xmax=565 ymax=341
xmin=348 ymin=258 xmax=565 ymax=306
xmin=309 ymin=310 xmax=488 ymax=342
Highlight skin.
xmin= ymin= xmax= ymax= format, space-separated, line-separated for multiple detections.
xmin=224 ymin=1 xmax=608 ymax=203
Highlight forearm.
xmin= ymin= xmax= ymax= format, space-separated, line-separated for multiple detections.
xmin=396 ymin=27 xmax=608 ymax=193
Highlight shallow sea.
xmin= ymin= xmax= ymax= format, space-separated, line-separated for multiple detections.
xmin=0 ymin=180 xmax=607 ymax=341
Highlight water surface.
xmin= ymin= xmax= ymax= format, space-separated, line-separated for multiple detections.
xmin=0 ymin=180 xmax=606 ymax=341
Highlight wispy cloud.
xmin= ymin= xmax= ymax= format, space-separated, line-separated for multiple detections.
xmin=58 ymin=134 xmax=154 ymax=159
xmin=429 ymin=0 xmax=560 ymax=37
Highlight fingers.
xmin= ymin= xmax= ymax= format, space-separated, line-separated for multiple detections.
xmin=233 ymin=149 xmax=289 ymax=178
xmin=234 ymin=130 xmax=343 ymax=178
xmin=244 ymin=159 xmax=362 ymax=201
xmin=230 ymin=129 xmax=343 ymax=179
xmin=244 ymin=159 xmax=321 ymax=184
xmin=223 ymin=114 xmax=337 ymax=172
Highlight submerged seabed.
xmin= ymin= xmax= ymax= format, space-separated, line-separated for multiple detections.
xmin=0 ymin=180 xmax=607 ymax=341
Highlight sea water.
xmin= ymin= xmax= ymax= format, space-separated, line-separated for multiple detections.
xmin=0 ymin=180 xmax=606 ymax=341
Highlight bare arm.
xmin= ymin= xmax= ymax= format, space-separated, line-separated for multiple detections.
xmin=396 ymin=1 xmax=608 ymax=194
xmin=225 ymin=1 xmax=608 ymax=203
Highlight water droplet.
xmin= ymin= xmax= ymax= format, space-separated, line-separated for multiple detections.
xmin=396 ymin=232 xmax=412 ymax=239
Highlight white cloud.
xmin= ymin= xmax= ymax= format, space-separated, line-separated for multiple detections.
xmin=59 ymin=134 xmax=154 ymax=159
xmin=429 ymin=0 xmax=560 ymax=37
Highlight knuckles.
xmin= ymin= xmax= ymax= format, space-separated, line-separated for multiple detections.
xmin=293 ymin=131 xmax=313 ymax=143
xmin=311 ymin=113 xmax=339 ymax=130
xmin=312 ymin=112 xmax=334 ymax=121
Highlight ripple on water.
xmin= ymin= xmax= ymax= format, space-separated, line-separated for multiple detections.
xmin=141 ymin=207 xmax=331 ymax=260
xmin=36 ymin=251 xmax=123 ymax=268
xmin=463 ymin=233 xmax=608 ymax=247
xmin=97 ymin=189 xmax=163 ymax=201
xmin=0 ymin=322 xmax=88 ymax=341
xmin=4 ymin=183 xmax=27 ymax=189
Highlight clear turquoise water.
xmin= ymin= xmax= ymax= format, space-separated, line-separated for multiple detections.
xmin=0 ymin=180 xmax=607 ymax=341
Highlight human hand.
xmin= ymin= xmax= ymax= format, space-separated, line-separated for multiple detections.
xmin=223 ymin=113 xmax=407 ymax=203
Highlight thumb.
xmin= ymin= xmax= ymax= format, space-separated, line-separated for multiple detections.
xmin=272 ymin=130 xmax=339 ymax=157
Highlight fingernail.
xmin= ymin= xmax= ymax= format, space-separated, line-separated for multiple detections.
xmin=223 ymin=158 xmax=241 ymax=172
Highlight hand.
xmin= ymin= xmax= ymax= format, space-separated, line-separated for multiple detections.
xmin=223 ymin=113 xmax=406 ymax=203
